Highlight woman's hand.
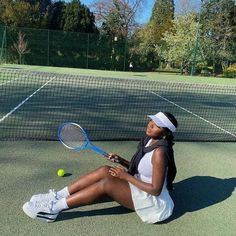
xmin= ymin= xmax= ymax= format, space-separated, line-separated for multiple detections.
xmin=108 ymin=154 xmax=130 ymax=169
xmin=109 ymin=166 xmax=129 ymax=180
xmin=108 ymin=153 xmax=121 ymax=163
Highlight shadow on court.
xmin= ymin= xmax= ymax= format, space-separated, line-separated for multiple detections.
xmin=63 ymin=173 xmax=73 ymax=177
xmin=56 ymin=176 xmax=236 ymax=223
xmin=162 ymin=176 xmax=236 ymax=223
xmin=57 ymin=206 xmax=132 ymax=222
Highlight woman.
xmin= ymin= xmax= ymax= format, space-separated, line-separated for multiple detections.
xmin=22 ymin=111 xmax=178 ymax=224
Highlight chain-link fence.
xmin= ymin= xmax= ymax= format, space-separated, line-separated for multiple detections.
xmin=0 ymin=25 xmax=129 ymax=71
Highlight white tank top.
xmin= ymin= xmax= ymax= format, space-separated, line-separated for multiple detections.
xmin=137 ymin=151 xmax=153 ymax=183
xmin=136 ymin=139 xmax=167 ymax=185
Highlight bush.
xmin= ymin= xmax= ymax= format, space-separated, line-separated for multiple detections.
xmin=223 ymin=64 xmax=236 ymax=78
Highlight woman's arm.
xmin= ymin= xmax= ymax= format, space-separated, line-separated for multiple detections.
xmin=109 ymin=148 xmax=167 ymax=196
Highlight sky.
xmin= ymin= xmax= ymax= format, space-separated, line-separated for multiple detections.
xmin=78 ymin=0 xmax=202 ymax=24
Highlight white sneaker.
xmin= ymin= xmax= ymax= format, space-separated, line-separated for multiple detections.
xmin=30 ymin=189 xmax=57 ymax=202
xmin=22 ymin=200 xmax=59 ymax=222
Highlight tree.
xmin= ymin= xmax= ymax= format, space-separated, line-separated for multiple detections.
xmin=42 ymin=1 xmax=66 ymax=30
xmin=200 ymin=0 xmax=236 ymax=72
xmin=133 ymin=0 xmax=175 ymax=70
xmin=21 ymin=0 xmax=52 ymax=13
xmin=0 ymin=0 xmax=41 ymax=27
xmin=13 ymin=31 xmax=30 ymax=64
xmin=62 ymin=0 xmax=97 ymax=33
xmin=0 ymin=1 xmax=5 ymax=24
xmin=149 ymin=0 xmax=175 ymax=44
xmin=0 ymin=1 xmax=53 ymax=29
xmin=141 ymin=0 xmax=174 ymax=69
xmin=90 ymin=0 xmax=144 ymax=71
xmin=91 ymin=0 xmax=143 ymax=38
xmin=161 ymin=13 xmax=203 ymax=72
xmin=128 ymin=26 xmax=158 ymax=71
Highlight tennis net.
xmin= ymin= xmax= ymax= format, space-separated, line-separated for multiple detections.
xmin=0 ymin=69 xmax=235 ymax=142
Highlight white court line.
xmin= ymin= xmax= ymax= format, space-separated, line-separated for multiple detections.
xmin=0 ymin=77 xmax=55 ymax=123
xmin=150 ymin=91 xmax=236 ymax=138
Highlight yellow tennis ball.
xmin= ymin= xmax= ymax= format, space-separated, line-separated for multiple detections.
xmin=57 ymin=169 xmax=65 ymax=177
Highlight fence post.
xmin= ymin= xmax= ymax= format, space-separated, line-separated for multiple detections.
xmin=86 ymin=33 xmax=89 ymax=69
xmin=0 ymin=26 xmax=7 ymax=63
xmin=123 ymin=37 xmax=127 ymax=71
xmin=47 ymin=29 xmax=50 ymax=66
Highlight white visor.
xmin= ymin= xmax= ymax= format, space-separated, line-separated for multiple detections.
xmin=148 ymin=112 xmax=176 ymax=132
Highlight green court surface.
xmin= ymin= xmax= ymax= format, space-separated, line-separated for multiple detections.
xmin=1 ymin=63 xmax=236 ymax=85
xmin=0 ymin=64 xmax=235 ymax=235
xmin=0 ymin=141 xmax=235 ymax=236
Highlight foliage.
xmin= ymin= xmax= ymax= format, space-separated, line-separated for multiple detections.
xmin=200 ymin=0 xmax=236 ymax=73
xmin=128 ymin=27 xmax=156 ymax=71
xmin=91 ymin=0 xmax=143 ymax=38
xmin=91 ymin=0 xmax=143 ymax=70
xmin=0 ymin=0 xmax=97 ymax=33
xmin=100 ymin=8 xmax=128 ymax=39
xmin=62 ymin=0 xmax=97 ymax=33
xmin=0 ymin=0 xmax=41 ymax=27
xmin=149 ymin=0 xmax=174 ymax=43
xmin=223 ymin=63 xmax=236 ymax=78
xmin=41 ymin=1 xmax=65 ymax=30
xmin=127 ymin=0 xmax=175 ymax=71
xmin=161 ymin=13 xmax=204 ymax=72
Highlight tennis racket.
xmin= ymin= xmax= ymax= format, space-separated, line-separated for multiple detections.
xmin=57 ymin=122 xmax=118 ymax=162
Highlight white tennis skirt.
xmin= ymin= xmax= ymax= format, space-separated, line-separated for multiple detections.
xmin=129 ymin=183 xmax=174 ymax=224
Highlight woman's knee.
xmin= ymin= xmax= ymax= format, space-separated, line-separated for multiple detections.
xmin=100 ymin=177 xmax=116 ymax=193
xmin=97 ymin=165 xmax=111 ymax=177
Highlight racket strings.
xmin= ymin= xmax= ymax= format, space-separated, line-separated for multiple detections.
xmin=60 ymin=123 xmax=87 ymax=149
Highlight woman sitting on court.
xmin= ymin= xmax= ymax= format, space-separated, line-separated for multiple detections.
xmin=22 ymin=111 xmax=178 ymax=224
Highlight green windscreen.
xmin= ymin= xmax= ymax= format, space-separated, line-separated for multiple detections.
xmin=1 ymin=25 xmax=127 ymax=71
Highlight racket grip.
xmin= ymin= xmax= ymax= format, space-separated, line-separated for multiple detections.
xmin=92 ymin=145 xmax=129 ymax=168
xmin=117 ymin=157 xmax=130 ymax=168
xmin=91 ymin=145 xmax=109 ymax=158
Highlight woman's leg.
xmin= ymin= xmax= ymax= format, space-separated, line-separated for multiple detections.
xmin=67 ymin=177 xmax=134 ymax=210
xmin=22 ymin=168 xmax=134 ymax=223
xmin=68 ymin=166 xmax=112 ymax=194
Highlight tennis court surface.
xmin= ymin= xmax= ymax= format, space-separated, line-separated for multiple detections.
xmin=1 ymin=141 xmax=235 ymax=236
xmin=0 ymin=65 xmax=235 ymax=235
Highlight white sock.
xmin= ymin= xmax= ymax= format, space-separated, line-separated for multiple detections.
xmin=57 ymin=187 xmax=70 ymax=199
xmin=52 ymin=198 xmax=69 ymax=212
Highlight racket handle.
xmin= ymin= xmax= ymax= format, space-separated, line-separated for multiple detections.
xmin=91 ymin=145 xmax=109 ymax=158
xmin=117 ymin=157 xmax=130 ymax=168
xmin=91 ymin=144 xmax=129 ymax=168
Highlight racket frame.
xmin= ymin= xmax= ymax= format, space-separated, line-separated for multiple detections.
xmin=57 ymin=122 xmax=109 ymax=158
